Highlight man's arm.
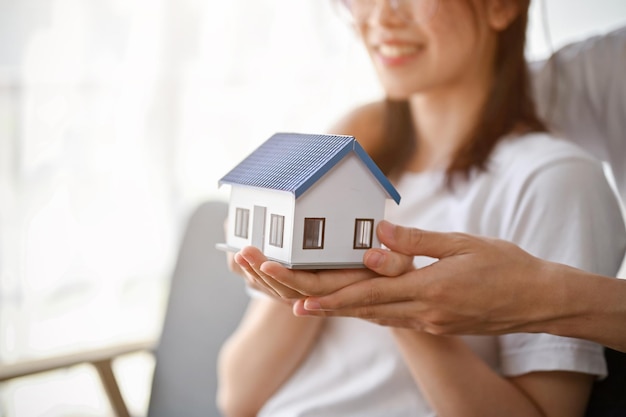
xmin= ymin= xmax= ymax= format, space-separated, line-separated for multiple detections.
xmin=262 ymin=221 xmax=626 ymax=353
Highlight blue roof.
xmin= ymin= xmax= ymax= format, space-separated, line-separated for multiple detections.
xmin=219 ymin=133 xmax=401 ymax=204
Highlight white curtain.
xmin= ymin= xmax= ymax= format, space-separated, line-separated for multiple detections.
xmin=1 ymin=0 xmax=175 ymax=364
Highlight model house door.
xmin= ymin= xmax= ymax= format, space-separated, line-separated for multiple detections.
xmin=251 ymin=205 xmax=266 ymax=251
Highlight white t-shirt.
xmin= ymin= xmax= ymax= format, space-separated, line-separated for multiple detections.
xmin=258 ymin=133 xmax=626 ymax=417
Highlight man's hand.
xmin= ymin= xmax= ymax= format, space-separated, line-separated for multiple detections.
xmin=268 ymin=220 xmax=549 ymax=335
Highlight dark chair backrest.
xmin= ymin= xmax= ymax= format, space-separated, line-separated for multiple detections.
xmin=147 ymin=200 xmax=248 ymax=417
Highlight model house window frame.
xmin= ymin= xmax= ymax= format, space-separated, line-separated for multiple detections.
xmin=303 ymin=217 xmax=325 ymax=249
xmin=269 ymin=214 xmax=285 ymax=248
xmin=234 ymin=207 xmax=250 ymax=238
xmin=354 ymin=218 xmax=374 ymax=249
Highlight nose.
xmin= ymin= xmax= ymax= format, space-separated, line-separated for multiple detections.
xmin=368 ymin=0 xmax=408 ymax=26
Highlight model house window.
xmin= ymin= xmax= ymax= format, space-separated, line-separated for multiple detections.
xmin=354 ymin=219 xmax=374 ymax=249
xmin=303 ymin=218 xmax=325 ymax=249
xmin=234 ymin=208 xmax=250 ymax=238
xmin=269 ymin=214 xmax=285 ymax=248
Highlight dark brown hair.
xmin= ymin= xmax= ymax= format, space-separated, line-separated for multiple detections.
xmin=372 ymin=0 xmax=548 ymax=185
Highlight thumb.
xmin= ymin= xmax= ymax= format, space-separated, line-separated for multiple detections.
xmin=377 ymin=220 xmax=468 ymax=259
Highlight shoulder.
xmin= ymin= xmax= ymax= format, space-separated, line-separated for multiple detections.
xmin=480 ymin=133 xmax=626 ymax=274
xmin=488 ymin=133 xmax=614 ymax=214
xmin=490 ymin=132 xmax=604 ymax=182
xmin=327 ymin=100 xmax=386 ymax=155
xmin=529 ymin=26 xmax=626 ymax=159
xmin=487 ymin=132 xmax=619 ymax=229
xmin=467 ymin=134 xmax=608 ymax=218
xmin=530 ymin=25 xmax=626 ymax=82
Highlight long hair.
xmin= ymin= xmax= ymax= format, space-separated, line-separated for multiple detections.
xmin=372 ymin=0 xmax=548 ymax=185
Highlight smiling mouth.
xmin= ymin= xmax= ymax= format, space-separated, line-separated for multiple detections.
xmin=378 ymin=44 xmax=421 ymax=58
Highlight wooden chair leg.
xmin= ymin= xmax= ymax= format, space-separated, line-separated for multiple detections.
xmin=92 ymin=359 xmax=131 ymax=417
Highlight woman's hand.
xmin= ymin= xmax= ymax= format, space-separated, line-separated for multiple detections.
xmin=230 ymin=244 xmax=412 ymax=309
xmin=230 ymin=246 xmax=304 ymax=301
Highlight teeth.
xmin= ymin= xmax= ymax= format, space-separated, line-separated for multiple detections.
xmin=379 ymin=44 xmax=419 ymax=58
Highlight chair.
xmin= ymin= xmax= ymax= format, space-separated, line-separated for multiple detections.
xmin=0 ymin=338 xmax=155 ymax=417
xmin=146 ymin=200 xmax=248 ymax=417
xmin=585 ymin=347 xmax=626 ymax=417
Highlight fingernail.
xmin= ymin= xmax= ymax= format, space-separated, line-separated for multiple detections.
xmin=304 ymin=299 xmax=322 ymax=310
xmin=234 ymin=253 xmax=245 ymax=266
xmin=365 ymin=251 xmax=384 ymax=268
xmin=378 ymin=220 xmax=395 ymax=243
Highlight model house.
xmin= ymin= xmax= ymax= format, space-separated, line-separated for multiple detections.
xmin=217 ymin=132 xmax=401 ymax=269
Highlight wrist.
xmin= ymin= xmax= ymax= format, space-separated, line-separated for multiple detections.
xmin=528 ymin=261 xmax=620 ymax=345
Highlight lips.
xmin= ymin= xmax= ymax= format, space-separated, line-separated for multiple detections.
xmin=374 ymin=41 xmax=423 ymax=67
xmin=378 ymin=43 xmax=421 ymax=58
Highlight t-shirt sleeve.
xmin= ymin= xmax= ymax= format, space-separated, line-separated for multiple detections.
xmin=499 ymin=334 xmax=608 ymax=377
xmin=498 ymin=154 xmax=626 ymax=378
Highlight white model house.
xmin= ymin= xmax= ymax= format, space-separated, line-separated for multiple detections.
xmin=218 ymin=132 xmax=401 ymax=269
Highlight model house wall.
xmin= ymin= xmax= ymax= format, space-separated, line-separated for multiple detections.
xmin=225 ymin=186 xmax=295 ymax=262
xmin=290 ymin=153 xmax=388 ymax=267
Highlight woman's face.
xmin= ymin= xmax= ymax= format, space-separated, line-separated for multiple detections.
xmin=352 ymin=0 xmax=503 ymax=99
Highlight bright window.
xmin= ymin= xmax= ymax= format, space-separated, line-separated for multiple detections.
xmin=303 ymin=218 xmax=325 ymax=249
xmin=269 ymin=214 xmax=285 ymax=248
xmin=354 ymin=219 xmax=374 ymax=249
xmin=235 ymin=208 xmax=250 ymax=238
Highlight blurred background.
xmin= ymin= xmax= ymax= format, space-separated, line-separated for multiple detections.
xmin=0 ymin=0 xmax=625 ymax=415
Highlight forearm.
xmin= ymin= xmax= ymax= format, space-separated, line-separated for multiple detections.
xmin=524 ymin=262 xmax=626 ymax=352
xmin=217 ymin=298 xmax=324 ymax=417
xmin=392 ymin=330 xmax=544 ymax=417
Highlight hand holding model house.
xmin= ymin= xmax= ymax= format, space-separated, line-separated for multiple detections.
xmin=217 ymin=132 xmax=401 ymax=269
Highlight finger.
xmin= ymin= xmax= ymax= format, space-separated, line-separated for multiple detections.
xmin=300 ymin=274 xmax=417 ymax=312
xmin=238 ymin=247 xmax=303 ymax=299
xmin=363 ymin=248 xmax=414 ymax=277
xmin=261 ymin=261 xmax=377 ymax=297
xmin=234 ymin=251 xmax=281 ymax=297
xmin=377 ymin=220 xmax=470 ymax=258
xmin=227 ymin=251 xmax=245 ymax=275
xmin=295 ymin=296 xmax=419 ymax=322
xmin=294 ymin=296 xmax=479 ymax=335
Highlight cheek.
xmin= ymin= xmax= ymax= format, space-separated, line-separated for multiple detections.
xmin=424 ymin=16 xmax=482 ymax=77
xmin=429 ymin=1 xmax=482 ymax=54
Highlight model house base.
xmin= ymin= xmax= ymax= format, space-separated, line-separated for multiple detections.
xmin=215 ymin=242 xmax=368 ymax=269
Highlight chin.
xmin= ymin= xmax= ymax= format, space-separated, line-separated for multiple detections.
xmin=382 ymin=84 xmax=418 ymax=101
xmin=379 ymin=77 xmax=427 ymax=101
xmin=384 ymin=91 xmax=412 ymax=101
